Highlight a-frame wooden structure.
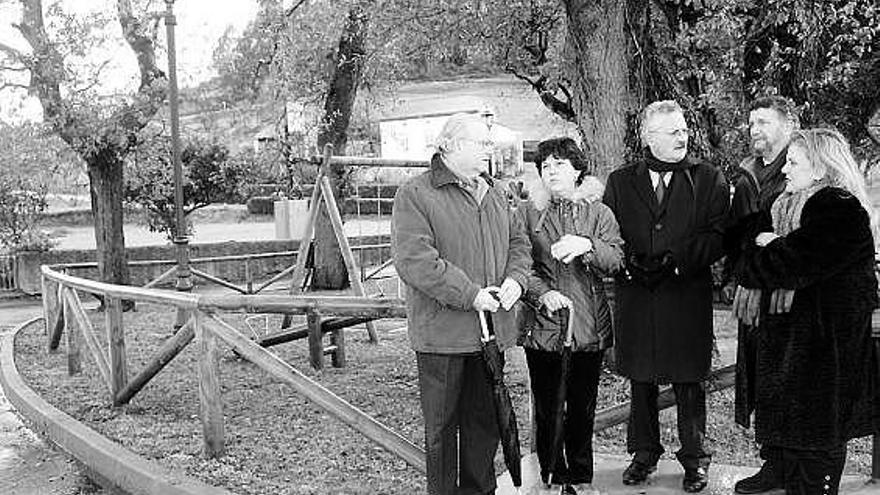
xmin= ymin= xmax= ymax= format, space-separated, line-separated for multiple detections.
xmin=273 ymin=145 xmax=380 ymax=368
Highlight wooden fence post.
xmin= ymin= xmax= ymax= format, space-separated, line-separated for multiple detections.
xmin=41 ymin=275 xmax=51 ymax=334
xmin=329 ymin=326 xmax=345 ymax=368
xmin=196 ymin=311 xmax=225 ymax=458
xmin=105 ymin=297 xmax=127 ymax=403
xmin=45 ymin=281 xmax=65 ymax=352
xmin=307 ymin=310 xmax=323 ymax=370
xmin=62 ymin=288 xmax=81 ymax=375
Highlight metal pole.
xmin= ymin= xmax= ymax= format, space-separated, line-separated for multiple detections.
xmin=165 ymin=0 xmax=192 ymax=328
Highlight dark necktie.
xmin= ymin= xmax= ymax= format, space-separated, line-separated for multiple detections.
xmin=655 ymin=173 xmax=667 ymax=204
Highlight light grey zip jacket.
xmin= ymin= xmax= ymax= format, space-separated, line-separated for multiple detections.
xmin=392 ymin=154 xmax=532 ymax=353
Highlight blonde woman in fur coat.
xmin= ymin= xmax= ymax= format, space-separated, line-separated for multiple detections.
xmin=519 ymin=138 xmax=624 ymax=495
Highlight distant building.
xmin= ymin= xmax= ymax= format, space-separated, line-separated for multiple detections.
xmin=379 ymin=109 xmax=480 ymax=160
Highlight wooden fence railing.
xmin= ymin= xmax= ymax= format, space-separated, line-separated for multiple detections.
xmin=39 ymin=265 xmax=421 ymax=468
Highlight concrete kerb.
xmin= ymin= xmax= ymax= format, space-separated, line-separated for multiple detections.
xmin=0 ymin=317 xmax=235 ymax=495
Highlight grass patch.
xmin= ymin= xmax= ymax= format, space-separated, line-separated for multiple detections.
xmin=14 ymin=306 xmax=873 ymax=494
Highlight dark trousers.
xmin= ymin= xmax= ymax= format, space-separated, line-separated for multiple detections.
xmin=780 ymin=445 xmax=846 ymax=495
xmin=416 ymin=352 xmax=499 ymax=495
xmin=626 ymin=381 xmax=710 ymax=469
xmin=759 ymin=444 xmax=785 ymax=482
xmin=525 ymin=348 xmax=603 ymax=485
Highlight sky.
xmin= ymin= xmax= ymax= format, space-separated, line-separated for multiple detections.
xmin=0 ymin=0 xmax=260 ymax=122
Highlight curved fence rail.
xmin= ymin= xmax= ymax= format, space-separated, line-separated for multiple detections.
xmin=39 ymin=265 xmax=422 ymax=471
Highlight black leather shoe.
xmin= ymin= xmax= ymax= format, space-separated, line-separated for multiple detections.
xmin=559 ymin=484 xmax=577 ymax=495
xmin=683 ymin=466 xmax=709 ymax=493
xmin=622 ymin=461 xmax=656 ymax=485
xmin=734 ymin=462 xmax=783 ymax=494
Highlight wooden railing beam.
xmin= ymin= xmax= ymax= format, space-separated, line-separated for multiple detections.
xmin=42 ymin=266 xmax=198 ymax=309
xmin=593 ymin=363 xmax=736 ymax=432
xmin=114 ymin=318 xmax=195 ymax=406
xmin=203 ymin=314 xmax=425 ymax=472
xmin=63 ymin=288 xmax=112 ymax=391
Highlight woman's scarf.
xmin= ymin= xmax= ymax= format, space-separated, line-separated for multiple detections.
xmin=735 ymin=182 xmax=826 ymax=326
xmin=770 ymin=182 xmax=826 ymax=235
xmin=758 ymin=182 xmax=827 ymax=317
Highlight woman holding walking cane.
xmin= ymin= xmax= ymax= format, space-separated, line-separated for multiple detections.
xmin=519 ymin=138 xmax=624 ymax=495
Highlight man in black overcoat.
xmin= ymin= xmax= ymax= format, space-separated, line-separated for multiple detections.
xmin=726 ymin=96 xmax=799 ymax=494
xmin=603 ymin=100 xmax=729 ymax=493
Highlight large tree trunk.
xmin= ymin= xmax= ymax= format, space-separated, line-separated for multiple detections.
xmin=562 ymin=0 xmax=631 ymax=177
xmin=311 ymin=4 xmax=369 ymax=290
xmin=87 ymin=157 xmax=131 ymax=286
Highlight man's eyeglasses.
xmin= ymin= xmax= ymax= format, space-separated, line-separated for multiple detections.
xmin=650 ymin=128 xmax=692 ymax=138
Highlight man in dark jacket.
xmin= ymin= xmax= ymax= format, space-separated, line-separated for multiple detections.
xmin=603 ymin=100 xmax=729 ymax=493
xmin=726 ymin=96 xmax=799 ymax=494
xmin=392 ymin=113 xmax=531 ymax=495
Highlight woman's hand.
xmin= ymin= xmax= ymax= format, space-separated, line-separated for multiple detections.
xmin=755 ymin=232 xmax=780 ymax=247
xmin=731 ymin=285 xmax=761 ymax=326
xmin=769 ymin=289 xmax=795 ymax=314
xmin=550 ymin=234 xmax=593 ymax=264
xmin=538 ymin=290 xmax=572 ymax=315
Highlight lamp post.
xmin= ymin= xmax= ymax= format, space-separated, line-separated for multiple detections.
xmin=165 ymin=0 xmax=192 ymax=326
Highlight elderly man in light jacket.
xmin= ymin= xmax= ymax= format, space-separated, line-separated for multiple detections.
xmin=392 ymin=112 xmax=532 ymax=495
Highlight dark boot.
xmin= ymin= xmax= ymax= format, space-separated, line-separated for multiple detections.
xmin=734 ymin=461 xmax=783 ymax=494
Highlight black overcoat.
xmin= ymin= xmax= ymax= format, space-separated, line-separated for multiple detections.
xmin=735 ymin=187 xmax=879 ymax=449
xmin=603 ymin=157 xmax=729 ymax=383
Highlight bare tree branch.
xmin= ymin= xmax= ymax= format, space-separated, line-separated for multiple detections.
xmin=506 ymin=65 xmax=576 ymax=122
xmin=284 ymin=0 xmax=308 ymax=18
xmin=0 ymin=40 xmax=26 ymax=60
xmin=114 ymin=0 xmax=166 ymax=135
xmin=70 ymin=58 xmax=112 ymax=95
xmin=18 ymin=0 xmax=75 ymax=143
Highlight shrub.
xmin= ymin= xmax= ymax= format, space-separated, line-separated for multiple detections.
xmin=0 ymin=175 xmax=55 ymax=253
xmin=124 ymin=135 xmax=252 ymax=240
xmin=246 ymin=196 xmax=276 ymax=215
xmin=230 ymin=145 xmax=319 ymax=200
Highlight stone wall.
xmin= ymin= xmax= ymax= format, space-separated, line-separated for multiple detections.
xmin=16 ymin=235 xmax=391 ymax=295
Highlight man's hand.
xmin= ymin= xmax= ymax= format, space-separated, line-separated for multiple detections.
xmin=496 ymin=277 xmax=522 ymax=311
xmin=472 ymin=287 xmax=501 ymax=312
xmin=626 ymin=251 xmax=676 ymax=290
xmin=550 ymin=234 xmax=593 ymax=264
xmin=538 ymin=290 xmax=572 ymax=315
xmin=755 ymin=232 xmax=779 ymax=247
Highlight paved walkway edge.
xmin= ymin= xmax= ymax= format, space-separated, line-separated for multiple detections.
xmin=0 ymin=317 xmax=234 ymax=495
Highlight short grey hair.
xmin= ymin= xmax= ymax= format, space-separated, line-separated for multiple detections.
xmin=639 ymin=100 xmax=685 ymax=146
xmin=435 ymin=113 xmax=486 ymax=154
